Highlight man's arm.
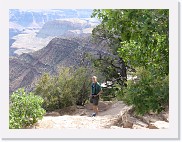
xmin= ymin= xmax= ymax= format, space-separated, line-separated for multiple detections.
xmin=96 ymin=90 xmax=103 ymax=96
xmin=96 ymin=84 xmax=103 ymax=96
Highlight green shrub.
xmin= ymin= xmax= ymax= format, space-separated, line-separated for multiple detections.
xmin=34 ymin=67 xmax=91 ymax=111
xmin=122 ymin=68 xmax=169 ymax=115
xmin=101 ymin=87 xmax=116 ymax=101
xmin=9 ymin=88 xmax=46 ymax=129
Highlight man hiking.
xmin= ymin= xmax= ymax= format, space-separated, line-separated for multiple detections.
xmin=90 ymin=76 xmax=102 ymax=117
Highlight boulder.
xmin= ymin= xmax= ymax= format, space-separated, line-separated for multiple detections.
xmin=123 ymin=121 xmax=133 ymax=128
xmin=148 ymin=123 xmax=158 ymax=129
xmin=149 ymin=121 xmax=169 ymax=129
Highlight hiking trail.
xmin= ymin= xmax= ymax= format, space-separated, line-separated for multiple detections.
xmin=32 ymin=101 xmax=169 ymax=129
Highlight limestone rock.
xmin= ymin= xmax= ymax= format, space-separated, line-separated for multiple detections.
xmin=129 ymin=117 xmax=148 ymax=128
xmin=123 ymin=121 xmax=133 ymax=128
xmin=162 ymin=113 xmax=169 ymax=122
xmin=132 ymin=124 xmax=148 ymax=129
xmin=149 ymin=121 xmax=169 ymax=129
xmin=148 ymin=123 xmax=158 ymax=129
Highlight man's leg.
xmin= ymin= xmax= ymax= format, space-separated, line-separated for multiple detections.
xmin=91 ymin=105 xmax=96 ymax=117
xmin=95 ymin=97 xmax=99 ymax=115
xmin=92 ymin=105 xmax=96 ymax=113
xmin=95 ymin=105 xmax=99 ymax=115
xmin=92 ymin=98 xmax=99 ymax=116
xmin=93 ymin=105 xmax=98 ymax=113
xmin=93 ymin=105 xmax=99 ymax=115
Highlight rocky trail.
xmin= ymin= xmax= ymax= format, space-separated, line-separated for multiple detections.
xmin=32 ymin=101 xmax=169 ymax=129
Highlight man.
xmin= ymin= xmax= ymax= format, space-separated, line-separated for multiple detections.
xmin=90 ymin=76 xmax=102 ymax=117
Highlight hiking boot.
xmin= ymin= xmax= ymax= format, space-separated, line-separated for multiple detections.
xmin=91 ymin=113 xmax=96 ymax=117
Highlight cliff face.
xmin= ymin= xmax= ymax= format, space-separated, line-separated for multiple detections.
xmin=9 ymin=9 xmax=98 ymax=56
xmin=9 ymin=9 xmax=103 ymax=93
xmin=36 ymin=18 xmax=99 ymax=38
xmin=9 ymin=36 xmax=108 ymax=93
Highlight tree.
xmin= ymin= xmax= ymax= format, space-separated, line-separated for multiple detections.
xmin=92 ymin=9 xmax=169 ymax=76
xmin=92 ymin=9 xmax=169 ymax=114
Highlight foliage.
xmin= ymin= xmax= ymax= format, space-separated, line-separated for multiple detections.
xmin=101 ymin=87 xmax=115 ymax=101
xmin=122 ymin=68 xmax=169 ymax=115
xmin=92 ymin=9 xmax=169 ymax=114
xmin=91 ymin=24 xmax=121 ymax=54
xmin=92 ymin=9 xmax=169 ymax=75
xmin=34 ymin=67 xmax=92 ymax=111
xmin=9 ymin=88 xmax=46 ymax=129
xmin=92 ymin=55 xmax=126 ymax=81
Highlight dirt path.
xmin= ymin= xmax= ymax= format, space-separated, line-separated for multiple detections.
xmin=33 ymin=101 xmax=131 ymax=129
xmin=33 ymin=101 xmax=169 ymax=129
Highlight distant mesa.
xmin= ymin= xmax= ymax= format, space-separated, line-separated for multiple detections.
xmin=9 ymin=9 xmax=94 ymax=28
xmin=36 ymin=18 xmax=99 ymax=38
xmin=9 ymin=9 xmax=100 ymax=56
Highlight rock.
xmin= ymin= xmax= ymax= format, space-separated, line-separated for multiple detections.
xmin=134 ymin=113 xmax=167 ymax=124
xmin=114 ymin=105 xmax=134 ymax=128
xmin=162 ymin=113 xmax=169 ymax=122
xmin=129 ymin=117 xmax=148 ymax=128
xmin=149 ymin=121 xmax=169 ymax=129
xmin=135 ymin=120 xmax=148 ymax=128
xmin=108 ymin=103 xmax=134 ymax=127
xmin=148 ymin=123 xmax=158 ymax=129
xmin=132 ymin=124 xmax=148 ymax=129
xmin=45 ymin=111 xmax=60 ymax=116
xmin=119 ymin=106 xmax=133 ymax=116
xmin=77 ymin=105 xmax=85 ymax=109
xmin=10 ymin=35 xmax=112 ymax=94
xmin=123 ymin=121 xmax=133 ymax=128
xmin=110 ymin=126 xmax=122 ymax=129
xmin=37 ymin=18 xmax=98 ymax=38
xmin=80 ymin=111 xmax=87 ymax=116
